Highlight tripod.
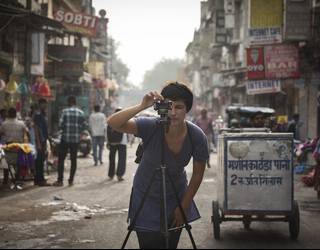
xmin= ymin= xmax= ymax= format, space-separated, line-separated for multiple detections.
xmin=121 ymin=117 xmax=197 ymax=249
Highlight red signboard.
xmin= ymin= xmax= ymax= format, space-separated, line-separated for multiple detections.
xmin=54 ymin=9 xmax=98 ymax=37
xmin=247 ymin=47 xmax=265 ymax=80
xmin=265 ymin=44 xmax=300 ymax=79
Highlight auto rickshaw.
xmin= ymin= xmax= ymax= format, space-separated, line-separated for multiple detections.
xmin=226 ymin=105 xmax=276 ymax=128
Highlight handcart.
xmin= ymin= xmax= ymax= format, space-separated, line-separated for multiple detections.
xmin=0 ymin=144 xmax=35 ymax=190
xmin=0 ymin=147 xmax=21 ymax=190
xmin=212 ymin=129 xmax=300 ymax=240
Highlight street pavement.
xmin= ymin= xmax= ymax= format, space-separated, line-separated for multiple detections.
xmin=0 ymin=142 xmax=320 ymax=249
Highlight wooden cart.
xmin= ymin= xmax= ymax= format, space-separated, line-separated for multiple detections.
xmin=212 ymin=129 xmax=300 ymax=240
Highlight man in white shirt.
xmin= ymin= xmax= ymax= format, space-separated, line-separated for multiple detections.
xmin=89 ymin=105 xmax=106 ymax=166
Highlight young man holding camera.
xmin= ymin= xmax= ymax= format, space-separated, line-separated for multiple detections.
xmin=107 ymin=82 xmax=209 ymax=249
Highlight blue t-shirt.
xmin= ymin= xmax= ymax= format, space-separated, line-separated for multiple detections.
xmin=128 ymin=117 xmax=209 ymax=232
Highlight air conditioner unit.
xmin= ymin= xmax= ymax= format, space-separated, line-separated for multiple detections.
xmin=225 ymin=0 xmax=235 ymax=14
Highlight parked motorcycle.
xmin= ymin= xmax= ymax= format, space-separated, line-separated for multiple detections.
xmin=47 ymin=133 xmax=61 ymax=174
xmin=295 ymin=138 xmax=317 ymax=166
xmin=79 ymin=130 xmax=92 ymax=157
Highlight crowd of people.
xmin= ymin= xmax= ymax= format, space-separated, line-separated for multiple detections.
xmin=0 ymin=95 xmax=129 ymax=188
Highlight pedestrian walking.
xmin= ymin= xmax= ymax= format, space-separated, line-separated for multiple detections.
xmin=288 ymin=114 xmax=303 ymax=141
xmin=196 ymin=108 xmax=214 ymax=168
xmin=33 ymin=99 xmax=50 ymax=186
xmin=89 ymin=105 xmax=106 ymax=166
xmin=53 ymin=96 xmax=86 ymax=187
xmin=106 ymin=108 xmax=128 ymax=182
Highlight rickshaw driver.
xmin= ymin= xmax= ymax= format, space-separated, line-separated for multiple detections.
xmin=251 ymin=112 xmax=266 ymax=128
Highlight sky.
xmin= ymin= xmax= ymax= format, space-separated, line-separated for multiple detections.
xmin=92 ymin=0 xmax=201 ymax=85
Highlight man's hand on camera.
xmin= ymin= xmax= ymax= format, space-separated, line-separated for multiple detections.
xmin=141 ymin=91 xmax=164 ymax=110
xmin=172 ymin=207 xmax=186 ymax=228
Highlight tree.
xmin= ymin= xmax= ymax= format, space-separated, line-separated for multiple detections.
xmin=141 ymin=58 xmax=185 ymax=92
xmin=108 ymin=37 xmax=130 ymax=86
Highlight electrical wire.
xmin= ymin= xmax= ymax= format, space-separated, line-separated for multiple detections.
xmin=0 ymin=16 xmax=16 ymax=33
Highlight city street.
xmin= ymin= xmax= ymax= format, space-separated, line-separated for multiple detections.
xmin=0 ymin=143 xmax=320 ymax=249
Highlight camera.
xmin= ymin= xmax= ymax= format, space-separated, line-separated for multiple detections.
xmin=154 ymin=100 xmax=173 ymax=116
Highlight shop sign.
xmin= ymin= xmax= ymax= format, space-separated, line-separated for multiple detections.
xmin=247 ymin=47 xmax=265 ymax=80
xmin=246 ymin=80 xmax=282 ymax=95
xmin=284 ymin=0 xmax=312 ymax=41
xmin=265 ymin=45 xmax=300 ymax=79
xmin=48 ymin=45 xmax=87 ymax=62
xmin=250 ymin=0 xmax=283 ymax=28
xmin=249 ymin=27 xmax=282 ymax=45
xmin=249 ymin=0 xmax=283 ymax=45
xmin=54 ymin=8 xmax=98 ymax=37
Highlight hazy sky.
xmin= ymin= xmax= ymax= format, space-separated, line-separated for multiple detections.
xmin=92 ymin=0 xmax=201 ymax=85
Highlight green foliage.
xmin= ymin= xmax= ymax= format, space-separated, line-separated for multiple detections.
xmin=141 ymin=58 xmax=185 ymax=92
xmin=108 ymin=37 xmax=130 ymax=86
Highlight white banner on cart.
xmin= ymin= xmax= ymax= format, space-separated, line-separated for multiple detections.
xmin=226 ymin=138 xmax=293 ymax=211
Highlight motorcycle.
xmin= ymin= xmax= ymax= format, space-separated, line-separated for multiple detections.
xmin=295 ymin=138 xmax=317 ymax=166
xmin=79 ymin=130 xmax=92 ymax=157
xmin=47 ymin=133 xmax=61 ymax=174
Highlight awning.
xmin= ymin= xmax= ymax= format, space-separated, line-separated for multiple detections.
xmin=30 ymin=13 xmax=65 ymax=31
xmin=0 ymin=3 xmax=65 ymax=34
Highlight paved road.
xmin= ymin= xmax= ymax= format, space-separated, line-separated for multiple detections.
xmin=0 ymin=143 xmax=320 ymax=249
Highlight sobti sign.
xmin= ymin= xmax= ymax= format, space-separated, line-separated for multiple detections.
xmin=54 ymin=9 xmax=98 ymax=37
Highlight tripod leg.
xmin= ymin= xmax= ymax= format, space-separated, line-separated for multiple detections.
xmin=160 ymin=165 xmax=170 ymax=249
xmin=121 ymin=231 xmax=133 ymax=250
xmin=167 ymin=173 xmax=198 ymax=250
xmin=121 ymin=169 xmax=158 ymax=249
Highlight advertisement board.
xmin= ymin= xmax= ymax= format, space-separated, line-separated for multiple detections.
xmin=224 ymin=135 xmax=293 ymax=212
xmin=249 ymin=0 xmax=283 ymax=45
xmin=250 ymin=0 xmax=283 ymax=28
xmin=54 ymin=8 xmax=98 ymax=37
xmin=246 ymin=80 xmax=282 ymax=95
xmin=284 ymin=0 xmax=312 ymax=41
xmin=265 ymin=45 xmax=300 ymax=79
xmin=247 ymin=48 xmax=265 ymax=80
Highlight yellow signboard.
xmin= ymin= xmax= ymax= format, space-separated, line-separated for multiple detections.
xmin=277 ymin=115 xmax=288 ymax=125
xmin=250 ymin=0 xmax=283 ymax=28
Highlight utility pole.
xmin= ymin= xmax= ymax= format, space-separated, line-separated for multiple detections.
xmin=24 ymin=0 xmax=32 ymax=80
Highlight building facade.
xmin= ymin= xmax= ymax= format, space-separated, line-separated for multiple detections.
xmin=185 ymin=0 xmax=319 ymax=139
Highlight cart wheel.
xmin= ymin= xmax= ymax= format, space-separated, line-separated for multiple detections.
xmin=289 ymin=201 xmax=300 ymax=240
xmin=212 ymin=201 xmax=221 ymax=240
xmin=243 ymin=215 xmax=252 ymax=230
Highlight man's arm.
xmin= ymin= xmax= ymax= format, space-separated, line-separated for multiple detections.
xmin=58 ymin=111 xmax=65 ymax=131
xmin=172 ymin=160 xmax=206 ymax=227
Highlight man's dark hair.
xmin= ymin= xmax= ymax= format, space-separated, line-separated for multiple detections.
xmin=0 ymin=109 xmax=6 ymax=118
xmin=38 ymin=98 xmax=48 ymax=105
xmin=252 ymin=111 xmax=264 ymax=118
xmin=293 ymin=113 xmax=300 ymax=121
xmin=68 ymin=96 xmax=77 ymax=106
xmin=161 ymin=81 xmax=194 ymax=112
xmin=8 ymin=108 xmax=17 ymax=119
xmin=94 ymin=105 xmax=100 ymax=112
